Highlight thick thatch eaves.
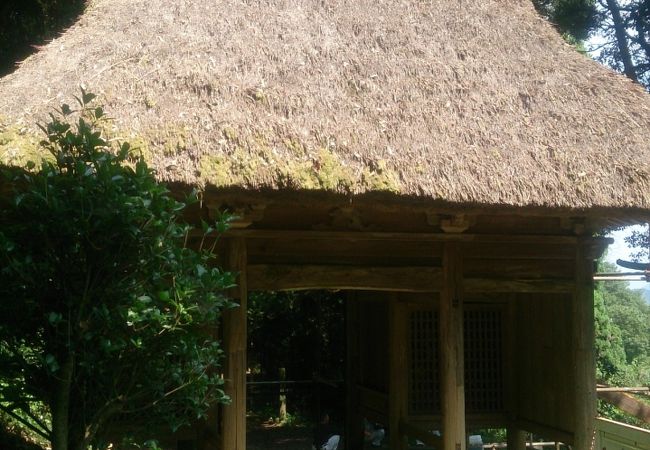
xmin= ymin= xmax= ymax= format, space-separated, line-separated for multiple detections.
xmin=0 ymin=0 xmax=649 ymax=212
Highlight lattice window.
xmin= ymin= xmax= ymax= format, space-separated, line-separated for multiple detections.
xmin=464 ymin=308 xmax=504 ymax=413
xmin=409 ymin=309 xmax=440 ymax=414
xmin=407 ymin=306 xmax=504 ymax=416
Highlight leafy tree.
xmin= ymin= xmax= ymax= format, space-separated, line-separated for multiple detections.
xmin=247 ymin=290 xmax=345 ymax=420
xmin=534 ymin=0 xmax=650 ymax=89
xmin=533 ymin=0 xmax=599 ymax=41
xmin=0 ymin=93 xmax=234 ymax=450
xmin=595 ymin=263 xmax=650 ymax=382
xmin=248 ymin=290 xmax=344 ymax=383
xmin=594 ymin=261 xmax=650 ymax=426
xmin=0 ymin=0 xmax=87 ymax=76
xmin=594 ymin=287 xmax=627 ymax=381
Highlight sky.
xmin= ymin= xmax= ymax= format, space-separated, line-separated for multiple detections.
xmin=603 ymin=224 xmax=649 ymax=292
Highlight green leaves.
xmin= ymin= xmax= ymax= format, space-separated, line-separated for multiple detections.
xmin=0 ymin=93 xmax=234 ymax=448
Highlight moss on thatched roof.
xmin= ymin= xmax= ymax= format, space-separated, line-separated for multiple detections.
xmin=1 ymin=0 xmax=649 ymax=212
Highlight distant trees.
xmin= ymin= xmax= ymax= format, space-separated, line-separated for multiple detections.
xmin=248 ymin=290 xmax=344 ymax=383
xmin=594 ymin=261 xmax=650 ymax=424
xmin=247 ymin=290 xmax=345 ymax=421
xmin=594 ymin=265 xmax=650 ymax=383
xmin=533 ymin=0 xmax=650 ymax=89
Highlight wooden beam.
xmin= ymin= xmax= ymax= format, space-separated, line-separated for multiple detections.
xmin=346 ymin=295 xmax=364 ymax=450
xmin=464 ymin=278 xmax=574 ymax=293
xmin=441 ymin=242 xmax=466 ymax=450
xmin=514 ymin=419 xmax=573 ymax=444
xmin=597 ymin=390 xmax=650 ymax=424
xmin=572 ymin=239 xmax=596 ymax=450
xmin=464 ymin=242 xmax=577 ymax=260
xmin=464 ymin=258 xmax=575 ymax=279
xmin=221 ymin=228 xmax=584 ymax=245
xmin=246 ymin=237 xmax=443 ymax=266
xmin=247 ymin=264 xmax=443 ymax=292
xmin=389 ymin=296 xmax=408 ymax=450
xmin=505 ymin=296 xmax=518 ymax=443
xmin=357 ymin=385 xmax=389 ymax=422
xmin=221 ymin=238 xmax=247 ymax=450
xmin=597 ymin=386 xmax=650 ymax=393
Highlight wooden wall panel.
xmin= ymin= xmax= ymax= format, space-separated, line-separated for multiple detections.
xmin=464 ymin=259 xmax=575 ymax=280
xmin=513 ymin=293 xmax=574 ymax=441
xmin=464 ymin=242 xmax=575 ymax=260
xmin=247 ymin=237 xmax=443 ymax=266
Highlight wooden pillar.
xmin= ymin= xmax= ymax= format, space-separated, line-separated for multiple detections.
xmin=441 ymin=242 xmax=466 ymax=450
xmin=389 ymin=295 xmax=408 ymax=450
xmin=507 ymin=427 xmax=527 ymax=450
xmin=345 ymin=294 xmax=364 ymax=450
xmin=506 ymin=297 xmax=525 ymax=450
xmin=572 ymin=240 xmax=596 ymax=450
xmin=221 ymin=238 xmax=247 ymax=450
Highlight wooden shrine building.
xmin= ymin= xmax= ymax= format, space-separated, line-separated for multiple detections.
xmin=1 ymin=0 xmax=650 ymax=449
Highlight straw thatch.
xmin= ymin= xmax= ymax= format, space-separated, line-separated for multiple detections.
xmin=1 ymin=0 xmax=649 ymax=212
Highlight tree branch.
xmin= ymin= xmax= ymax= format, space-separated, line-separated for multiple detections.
xmin=605 ymin=0 xmax=639 ymax=81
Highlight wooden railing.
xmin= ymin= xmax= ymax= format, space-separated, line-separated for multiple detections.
xmin=595 ymin=417 xmax=650 ymax=450
xmin=395 ymin=418 xmax=650 ymax=450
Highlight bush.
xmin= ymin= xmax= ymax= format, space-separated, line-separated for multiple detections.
xmin=0 ymin=92 xmax=234 ymax=450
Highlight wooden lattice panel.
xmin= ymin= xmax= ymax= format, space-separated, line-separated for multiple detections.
xmin=407 ymin=306 xmax=504 ymax=416
xmin=464 ymin=308 xmax=504 ymax=413
xmin=409 ymin=309 xmax=440 ymax=414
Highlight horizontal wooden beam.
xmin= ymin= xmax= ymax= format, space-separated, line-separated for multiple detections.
xmin=464 ymin=259 xmax=575 ymax=279
xmin=465 ymin=278 xmax=574 ymax=293
xmin=514 ymin=419 xmax=573 ymax=444
xmin=598 ymin=390 xmax=650 ymax=424
xmin=247 ymin=264 xmax=443 ymax=292
xmin=597 ymin=386 xmax=649 ymax=393
xmin=246 ymin=237 xmax=442 ymax=265
xmin=220 ymin=229 xmax=587 ymax=245
xmin=247 ymin=263 xmax=573 ymax=293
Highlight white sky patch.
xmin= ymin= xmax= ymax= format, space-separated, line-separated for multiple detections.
xmin=604 ymin=224 xmax=649 ymax=291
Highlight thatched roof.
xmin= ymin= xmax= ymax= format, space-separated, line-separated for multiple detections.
xmin=1 ymin=0 xmax=649 ymax=213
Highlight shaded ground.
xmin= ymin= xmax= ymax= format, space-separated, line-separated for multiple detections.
xmin=247 ymin=415 xmax=314 ymax=450
xmin=246 ymin=415 xmax=435 ymax=450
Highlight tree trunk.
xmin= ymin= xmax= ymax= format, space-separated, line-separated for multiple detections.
xmin=606 ymin=0 xmax=639 ymax=82
xmin=50 ymin=355 xmax=74 ymax=450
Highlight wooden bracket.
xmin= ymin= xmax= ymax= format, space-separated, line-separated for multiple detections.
xmin=560 ymin=217 xmax=586 ymax=236
xmin=208 ymin=203 xmax=266 ymax=228
xmin=425 ymin=210 xmax=440 ymax=226
xmin=440 ymin=214 xmax=471 ymax=233
xmin=314 ymin=206 xmax=373 ymax=231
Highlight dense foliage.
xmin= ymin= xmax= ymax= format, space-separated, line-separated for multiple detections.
xmin=0 ymin=0 xmax=87 ymax=76
xmin=248 ymin=290 xmax=344 ymax=382
xmin=247 ymin=290 xmax=345 ymax=421
xmin=594 ymin=261 xmax=650 ymax=425
xmin=534 ymin=0 xmax=650 ymax=89
xmin=0 ymin=94 xmax=234 ymax=450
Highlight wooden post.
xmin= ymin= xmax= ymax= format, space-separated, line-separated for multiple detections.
xmin=346 ymin=294 xmax=364 ymax=450
xmin=389 ymin=295 xmax=408 ymax=450
xmin=222 ymin=238 xmax=247 ymax=450
xmin=279 ymin=367 xmax=287 ymax=421
xmin=506 ymin=296 xmax=526 ymax=450
xmin=441 ymin=242 xmax=466 ymax=450
xmin=507 ymin=428 xmax=527 ymax=450
xmin=572 ymin=240 xmax=596 ymax=450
